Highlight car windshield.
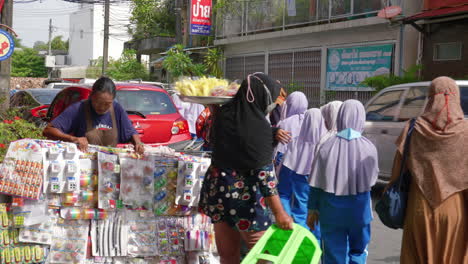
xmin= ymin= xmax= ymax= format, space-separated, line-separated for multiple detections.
xmin=29 ymin=89 xmax=61 ymax=105
xmin=115 ymin=90 xmax=177 ymax=115
xmin=460 ymin=86 xmax=468 ymax=116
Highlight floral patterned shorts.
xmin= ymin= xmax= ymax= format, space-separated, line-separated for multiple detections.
xmin=199 ymin=165 xmax=278 ymax=232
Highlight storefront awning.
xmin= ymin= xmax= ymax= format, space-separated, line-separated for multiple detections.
xmin=404 ymin=4 xmax=468 ymax=23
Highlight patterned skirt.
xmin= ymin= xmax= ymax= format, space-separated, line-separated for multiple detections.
xmin=199 ymin=165 xmax=278 ymax=232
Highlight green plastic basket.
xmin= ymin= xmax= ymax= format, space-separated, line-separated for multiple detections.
xmin=241 ymin=223 xmax=322 ymax=264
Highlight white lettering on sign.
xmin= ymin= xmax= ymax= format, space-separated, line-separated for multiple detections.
xmin=193 ymin=0 xmax=211 ymax=19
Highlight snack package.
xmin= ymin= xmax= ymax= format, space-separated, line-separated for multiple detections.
xmin=50 ymin=220 xmax=89 ymax=263
xmin=91 ymin=211 xmax=127 ymax=257
xmin=153 ymin=157 xmax=179 ymax=216
xmin=97 ymin=152 xmax=121 ymax=210
xmin=0 ymin=140 xmax=44 ymax=199
xmin=125 ymin=211 xmax=158 ymax=257
xmin=119 ymin=154 xmax=154 ymax=210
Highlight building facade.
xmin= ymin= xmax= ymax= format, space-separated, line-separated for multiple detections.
xmin=404 ymin=0 xmax=468 ymax=80
xmin=215 ymin=0 xmax=422 ymax=106
xmin=68 ymin=2 xmax=132 ymax=67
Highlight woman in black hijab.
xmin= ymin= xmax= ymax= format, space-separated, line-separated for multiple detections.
xmin=199 ymin=73 xmax=293 ymax=264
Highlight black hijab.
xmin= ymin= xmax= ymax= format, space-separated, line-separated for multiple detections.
xmin=212 ymin=73 xmax=282 ymax=170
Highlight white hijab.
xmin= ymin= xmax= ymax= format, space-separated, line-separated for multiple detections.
xmin=314 ymin=101 xmax=343 ymax=155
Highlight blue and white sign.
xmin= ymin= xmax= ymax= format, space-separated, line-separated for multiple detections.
xmin=0 ymin=28 xmax=14 ymax=61
xmin=326 ymin=44 xmax=394 ymax=91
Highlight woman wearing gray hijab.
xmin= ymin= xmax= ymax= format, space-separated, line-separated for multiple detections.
xmin=307 ymin=100 xmax=379 ymax=264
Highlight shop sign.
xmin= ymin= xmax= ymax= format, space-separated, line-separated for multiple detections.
xmin=0 ymin=28 xmax=14 ymax=61
xmin=326 ymin=44 xmax=394 ymax=91
xmin=190 ymin=0 xmax=212 ymax=36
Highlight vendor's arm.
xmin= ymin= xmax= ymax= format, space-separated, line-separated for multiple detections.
xmin=43 ymin=102 xmax=89 ymax=151
xmin=114 ymin=103 xmax=144 ymax=154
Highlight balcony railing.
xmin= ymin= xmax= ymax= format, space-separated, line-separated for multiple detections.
xmin=216 ymin=0 xmax=398 ymax=39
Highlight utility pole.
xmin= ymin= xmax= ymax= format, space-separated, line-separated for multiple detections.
xmin=47 ymin=19 xmax=53 ymax=78
xmin=102 ymin=0 xmax=110 ymax=75
xmin=48 ymin=19 xmax=52 ymax=56
xmin=175 ymin=0 xmax=182 ymax=44
xmin=0 ymin=0 xmax=13 ymax=111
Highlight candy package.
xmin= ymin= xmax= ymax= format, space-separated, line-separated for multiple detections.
xmin=119 ymin=154 xmax=154 ymax=210
xmin=60 ymin=208 xmax=108 ymax=220
xmin=153 ymin=157 xmax=179 ymax=216
xmin=184 ymin=214 xmax=215 ymax=253
xmin=44 ymin=143 xmax=81 ymax=194
xmin=12 ymin=197 xmax=49 ymax=227
xmin=98 ymin=152 xmax=121 ymax=210
xmin=0 ymin=140 xmax=44 ymax=199
xmin=0 ymin=245 xmax=46 ymax=264
xmin=19 ymin=220 xmax=54 ymax=245
xmin=0 ymin=228 xmax=19 ymax=247
xmin=126 ymin=211 xmax=158 ymax=257
xmin=49 ymin=220 xmax=89 ymax=263
xmin=175 ymin=156 xmax=210 ymax=207
xmin=155 ymin=217 xmax=185 ymax=257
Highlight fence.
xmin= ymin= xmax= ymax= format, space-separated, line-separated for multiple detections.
xmin=216 ymin=0 xmax=397 ymax=39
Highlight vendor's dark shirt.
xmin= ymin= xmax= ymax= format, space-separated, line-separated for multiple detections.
xmin=51 ymin=100 xmax=137 ymax=143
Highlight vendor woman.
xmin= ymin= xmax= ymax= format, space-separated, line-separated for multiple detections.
xmin=199 ymin=72 xmax=293 ymax=264
xmin=43 ymin=77 xmax=144 ymax=154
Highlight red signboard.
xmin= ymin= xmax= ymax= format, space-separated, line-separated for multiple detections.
xmin=378 ymin=6 xmax=402 ymax=19
xmin=425 ymin=0 xmax=467 ymax=10
xmin=190 ymin=0 xmax=212 ymax=36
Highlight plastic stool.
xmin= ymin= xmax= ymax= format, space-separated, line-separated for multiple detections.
xmin=241 ymin=223 xmax=322 ymax=264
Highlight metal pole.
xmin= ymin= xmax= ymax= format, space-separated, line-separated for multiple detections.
xmin=48 ymin=19 xmax=53 ymax=78
xmin=0 ymin=0 xmax=13 ymax=111
xmin=175 ymin=0 xmax=183 ymax=44
xmin=48 ymin=19 xmax=53 ymax=56
xmin=102 ymin=0 xmax=110 ymax=75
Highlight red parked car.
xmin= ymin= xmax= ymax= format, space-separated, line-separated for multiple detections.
xmin=46 ymin=83 xmax=192 ymax=148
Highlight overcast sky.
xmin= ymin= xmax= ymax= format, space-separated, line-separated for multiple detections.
xmin=13 ymin=0 xmax=81 ymax=47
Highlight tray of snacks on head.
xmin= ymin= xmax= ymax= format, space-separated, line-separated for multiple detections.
xmin=175 ymin=77 xmax=240 ymax=105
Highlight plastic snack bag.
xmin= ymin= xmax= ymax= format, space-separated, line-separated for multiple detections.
xmin=126 ymin=210 xmax=158 ymax=257
xmin=49 ymin=220 xmax=89 ymax=264
xmin=98 ymin=152 xmax=121 ymax=210
xmin=119 ymin=154 xmax=155 ymax=210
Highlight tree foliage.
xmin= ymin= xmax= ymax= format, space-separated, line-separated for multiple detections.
xmin=33 ymin=36 xmax=69 ymax=51
xmin=11 ymin=48 xmax=48 ymax=77
xmin=86 ymin=50 xmax=148 ymax=81
xmin=204 ymin=48 xmax=224 ymax=78
xmin=129 ymin=0 xmax=175 ymax=40
xmin=360 ymin=65 xmax=423 ymax=93
xmin=162 ymin=45 xmax=206 ymax=79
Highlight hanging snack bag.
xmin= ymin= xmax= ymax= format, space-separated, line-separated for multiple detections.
xmin=97 ymin=152 xmax=121 ymax=210
xmin=119 ymin=154 xmax=155 ymax=210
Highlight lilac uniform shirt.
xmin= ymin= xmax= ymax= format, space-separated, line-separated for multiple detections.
xmin=51 ymin=100 xmax=137 ymax=144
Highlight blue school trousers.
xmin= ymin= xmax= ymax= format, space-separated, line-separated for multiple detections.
xmin=278 ymin=166 xmax=321 ymax=242
xmin=321 ymin=224 xmax=370 ymax=264
xmin=308 ymin=187 xmax=373 ymax=264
